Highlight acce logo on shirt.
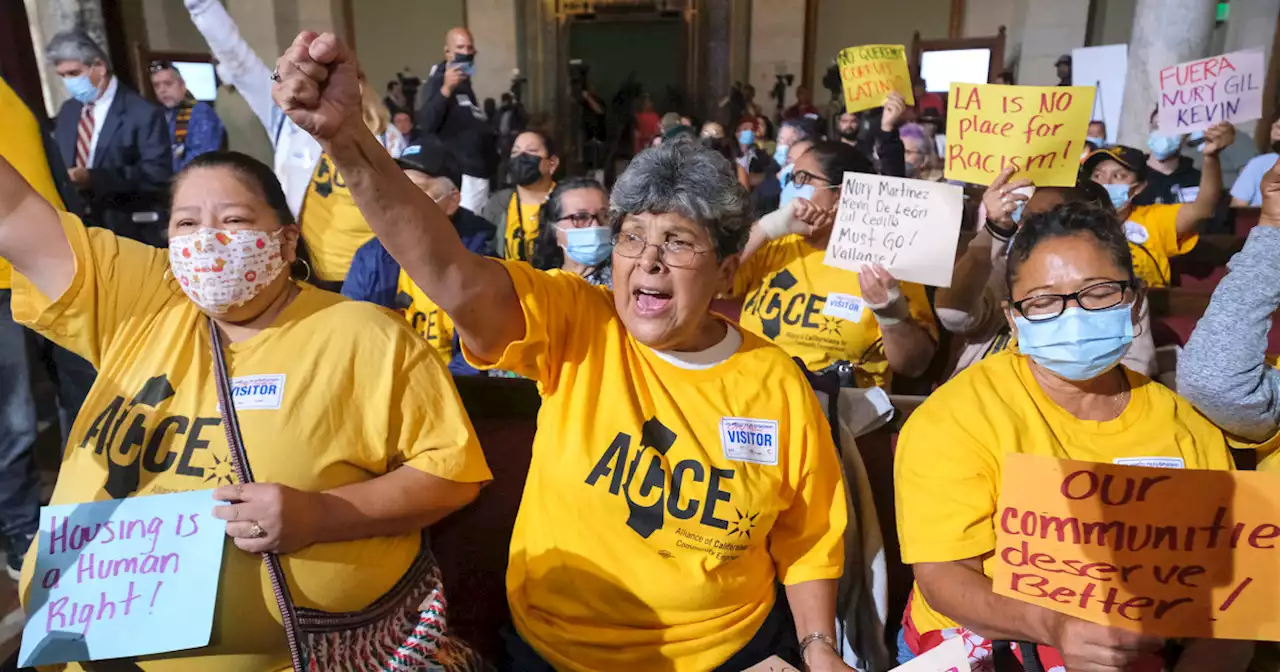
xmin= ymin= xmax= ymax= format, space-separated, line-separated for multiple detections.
xmin=77 ymin=374 xmax=230 ymax=498
xmin=583 ymin=417 xmax=760 ymax=551
xmin=743 ymin=269 xmax=842 ymax=341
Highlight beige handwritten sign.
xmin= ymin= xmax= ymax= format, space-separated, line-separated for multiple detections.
xmin=993 ymin=453 xmax=1280 ymax=640
xmin=823 ymin=173 xmax=963 ymax=288
xmin=742 ymin=655 xmax=800 ymax=672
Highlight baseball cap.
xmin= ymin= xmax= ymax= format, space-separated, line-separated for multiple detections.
xmin=1082 ymin=146 xmax=1147 ymax=180
xmin=1055 ymin=54 xmax=1072 ymax=67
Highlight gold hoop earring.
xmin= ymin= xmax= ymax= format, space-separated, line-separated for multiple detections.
xmin=295 ymin=258 xmax=312 ymax=283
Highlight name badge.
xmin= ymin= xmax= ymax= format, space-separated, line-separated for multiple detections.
xmin=822 ymin=293 xmax=866 ymax=323
xmin=1114 ymin=456 xmax=1185 ymax=469
xmin=1177 ymin=186 xmax=1200 ymax=203
xmin=720 ymin=417 xmax=779 ymax=466
xmin=229 ymin=374 xmax=286 ymax=410
xmin=1124 ymin=221 xmax=1150 ymax=245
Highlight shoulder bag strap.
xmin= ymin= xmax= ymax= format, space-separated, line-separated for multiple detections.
xmin=208 ymin=318 xmax=306 ymax=672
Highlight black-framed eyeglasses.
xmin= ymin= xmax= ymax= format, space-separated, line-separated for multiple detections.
xmin=1010 ymin=280 xmax=1134 ymax=322
xmin=557 ymin=211 xmax=606 ymax=228
xmin=612 ymin=231 xmax=711 ymax=268
xmin=149 ymin=60 xmax=174 ymax=74
xmin=791 ymin=170 xmax=840 ymax=190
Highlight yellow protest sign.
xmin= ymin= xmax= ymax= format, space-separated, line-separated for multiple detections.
xmin=944 ymin=84 xmax=1094 ymax=187
xmin=993 ymin=453 xmax=1280 ymax=641
xmin=838 ymin=44 xmax=914 ymax=114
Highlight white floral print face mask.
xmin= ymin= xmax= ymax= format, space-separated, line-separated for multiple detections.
xmin=168 ymin=228 xmax=287 ymax=314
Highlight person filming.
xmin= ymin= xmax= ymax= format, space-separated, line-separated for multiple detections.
xmin=418 ymin=27 xmax=494 ymax=214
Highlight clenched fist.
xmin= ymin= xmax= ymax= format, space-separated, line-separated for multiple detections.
xmin=272 ymin=31 xmax=363 ymax=142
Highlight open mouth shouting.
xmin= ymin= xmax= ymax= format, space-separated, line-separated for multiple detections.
xmin=633 ymin=287 xmax=674 ymax=317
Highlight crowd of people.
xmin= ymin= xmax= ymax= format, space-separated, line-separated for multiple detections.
xmin=2 ymin=7 xmax=1280 ymax=672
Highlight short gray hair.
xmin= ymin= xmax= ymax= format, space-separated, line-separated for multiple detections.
xmin=46 ymin=30 xmax=110 ymax=71
xmin=610 ymin=139 xmax=751 ymax=259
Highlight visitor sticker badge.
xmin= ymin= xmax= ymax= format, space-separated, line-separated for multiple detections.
xmin=1114 ymin=456 xmax=1185 ymax=469
xmin=229 ymin=374 xmax=286 ymax=410
xmin=1124 ymin=221 xmax=1150 ymax=244
xmin=720 ymin=417 xmax=779 ymax=466
xmin=822 ymin=293 xmax=866 ymax=323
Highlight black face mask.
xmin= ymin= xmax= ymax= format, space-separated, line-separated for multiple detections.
xmin=509 ymin=153 xmax=545 ymax=186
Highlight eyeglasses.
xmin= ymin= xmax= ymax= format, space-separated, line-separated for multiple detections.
xmin=149 ymin=60 xmax=174 ymax=74
xmin=557 ymin=211 xmax=606 ymax=228
xmin=788 ymin=170 xmax=841 ymax=190
xmin=612 ymin=231 xmax=711 ymax=268
xmin=1010 ymin=280 xmax=1133 ymax=322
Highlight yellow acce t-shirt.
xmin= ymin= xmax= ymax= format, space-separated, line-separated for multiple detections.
xmin=503 ymin=191 xmax=544 ymax=262
xmin=1124 ymin=204 xmax=1198 ymax=289
xmin=0 ymin=76 xmax=66 ymax=289
xmin=298 ymin=154 xmax=376 ymax=283
xmin=464 ymin=260 xmax=847 ymax=672
xmin=734 ymin=235 xmax=937 ymax=388
xmin=894 ymin=350 xmax=1234 ymax=635
xmin=13 ymin=213 xmax=492 ymax=672
xmin=397 ymin=268 xmax=455 ymax=362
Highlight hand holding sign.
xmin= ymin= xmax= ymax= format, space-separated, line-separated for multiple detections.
xmin=1201 ymin=121 xmax=1236 ymax=157
xmin=981 ymin=166 xmax=1034 ymax=228
xmin=213 ymin=481 xmax=322 ymax=554
xmin=1049 ymin=613 xmax=1164 ymax=672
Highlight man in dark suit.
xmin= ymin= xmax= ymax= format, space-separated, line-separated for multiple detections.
xmin=46 ymin=30 xmax=172 ymax=246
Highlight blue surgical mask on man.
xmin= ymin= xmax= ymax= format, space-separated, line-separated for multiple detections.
xmin=737 ymin=129 xmax=756 ymax=146
xmin=1015 ymin=304 xmax=1134 ymax=381
xmin=563 ymin=226 xmax=612 ymax=266
xmin=1147 ymin=132 xmax=1181 ymax=161
xmin=773 ymin=143 xmax=790 ymax=167
xmin=1101 ymin=183 xmax=1132 ymax=210
xmin=63 ymin=75 xmax=99 ymax=104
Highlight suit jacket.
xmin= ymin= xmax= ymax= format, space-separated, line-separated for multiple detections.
xmin=55 ymin=82 xmax=173 ymax=244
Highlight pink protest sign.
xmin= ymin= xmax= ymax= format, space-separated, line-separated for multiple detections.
xmin=1158 ymin=50 xmax=1264 ymax=134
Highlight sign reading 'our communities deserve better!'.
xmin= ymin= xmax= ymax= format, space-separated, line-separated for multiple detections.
xmin=993 ymin=454 xmax=1280 ymax=640
xmin=19 ymin=490 xmax=227 ymax=667
xmin=823 ymin=173 xmax=963 ymax=288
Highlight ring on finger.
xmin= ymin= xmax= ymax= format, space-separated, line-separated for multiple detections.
xmin=271 ymin=68 xmax=282 ymax=83
xmin=248 ymin=522 xmax=266 ymax=539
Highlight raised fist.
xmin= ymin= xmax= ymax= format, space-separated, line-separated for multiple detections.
xmin=272 ymin=32 xmax=362 ymax=141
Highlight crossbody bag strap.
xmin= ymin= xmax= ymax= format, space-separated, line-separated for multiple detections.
xmin=208 ymin=318 xmax=306 ymax=672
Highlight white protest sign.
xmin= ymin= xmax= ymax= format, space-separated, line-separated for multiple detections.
xmin=822 ymin=173 xmax=963 ymax=287
xmin=1158 ymin=49 xmax=1264 ymax=134
xmin=742 ymin=654 xmax=800 ymax=672
xmin=889 ymin=636 xmax=969 ymax=671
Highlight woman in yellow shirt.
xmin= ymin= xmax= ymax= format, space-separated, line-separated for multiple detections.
xmin=894 ymin=201 xmax=1250 ymax=671
xmin=1083 ymin=121 xmax=1233 ymax=289
xmin=0 ymin=151 xmax=491 ymax=671
xmin=735 ymin=141 xmax=937 ymax=388
xmin=275 ymin=34 xmax=850 ymax=672
xmin=483 ymin=130 xmax=559 ymax=262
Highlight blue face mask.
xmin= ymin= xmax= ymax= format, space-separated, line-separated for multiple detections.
xmin=1101 ymin=182 xmax=1131 ymax=210
xmin=63 ymin=74 xmax=99 ymax=104
xmin=737 ymin=129 xmax=756 ymax=146
xmin=773 ymin=143 xmax=790 ymax=167
xmin=1147 ymin=132 xmax=1181 ymax=160
xmin=1015 ymin=305 xmax=1134 ymax=381
xmin=563 ymin=226 xmax=612 ymax=266
xmin=778 ymin=180 xmax=815 ymax=211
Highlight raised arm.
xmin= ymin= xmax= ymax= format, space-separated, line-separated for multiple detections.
xmin=1175 ymin=121 xmax=1234 ymax=236
xmin=184 ymin=0 xmax=280 ymax=136
xmin=0 ymin=156 xmax=74 ymax=301
xmin=1178 ymin=157 xmax=1280 ymax=442
xmin=272 ymin=32 xmax=522 ymax=361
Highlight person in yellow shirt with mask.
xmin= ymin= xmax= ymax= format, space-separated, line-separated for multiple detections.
xmin=0 ymin=149 xmax=491 ymax=670
xmin=893 ymin=201 xmax=1251 ymax=671
xmin=272 ymin=33 xmax=850 ymax=671
xmin=735 ymin=141 xmax=937 ymax=389
xmin=1083 ymin=120 xmax=1234 ymax=289
xmin=483 ymin=130 xmax=558 ymax=262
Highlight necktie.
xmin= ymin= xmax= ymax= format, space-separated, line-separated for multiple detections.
xmin=76 ymin=102 xmax=95 ymax=168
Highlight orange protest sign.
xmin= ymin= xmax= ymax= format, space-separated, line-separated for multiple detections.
xmin=944 ymin=83 xmax=1094 ymax=187
xmin=838 ymin=45 xmax=914 ymax=114
xmin=993 ymin=454 xmax=1280 ymax=640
